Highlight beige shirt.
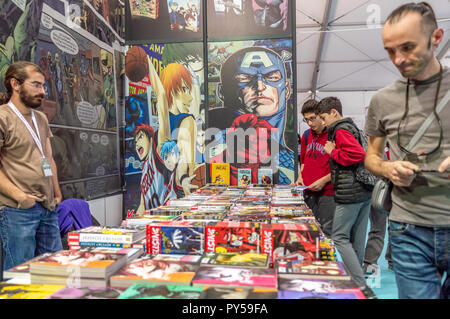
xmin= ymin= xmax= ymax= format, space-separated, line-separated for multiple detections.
xmin=0 ymin=104 xmax=55 ymax=211
xmin=365 ymin=68 xmax=450 ymax=227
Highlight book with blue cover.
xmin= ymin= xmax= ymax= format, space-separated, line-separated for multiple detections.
xmin=257 ymin=168 xmax=273 ymax=185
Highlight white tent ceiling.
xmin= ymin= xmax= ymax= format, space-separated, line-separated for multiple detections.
xmin=296 ymin=0 xmax=450 ymax=94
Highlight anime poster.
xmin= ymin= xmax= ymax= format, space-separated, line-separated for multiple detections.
xmin=207 ymin=38 xmax=296 ymax=185
xmin=35 ymin=10 xmax=117 ymax=130
xmin=0 ymin=0 xmax=44 ymax=92
xmin=125 ymin=0 xmax=202 ymax=43
xmin=207 ymin=0 xmax=291 ymax=40
xmin=124 ymin=42 xmax=205 ymax=216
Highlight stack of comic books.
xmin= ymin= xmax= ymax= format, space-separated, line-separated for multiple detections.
xmin=146 ymin=220 xmax=205 ymax=255
xmin=110 ymin=256 xmax=200 ymax=289
xmin=200 ymin=252 xmax=270 ymax=269
xmin=3 ymin=253 xmax=54 ymax=282
xmin=260 ymin=223 xmax=321 ymax=265
xmin=29 ymin=249 xmax=129 ymax=288
xmin=67 ymin=225 xmax=146 ymax=249
xmin=275 ymin=260 xmax=351 ymax=281
xmin=191 ymin=265 xmax=277 ymax=289
xmin=180 ymin=211 xmax=224 ymax=222
xmin=277 ymin=277 xmax=367 ymax=299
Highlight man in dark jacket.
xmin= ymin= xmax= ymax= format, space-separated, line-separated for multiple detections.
xmin=318 ymin=96 xmax=371 ymax=289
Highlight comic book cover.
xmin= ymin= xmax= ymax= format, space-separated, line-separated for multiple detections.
xmin=200 ymin=252 xmax=269 ymax=268
xmin=276 ymin=260 xmax=351 ymax=280
xmin=191 ymin=266 xmax=277 ymax=289
xmin=204 ymin=221 xmax=260 ymax=253
xmin=238 ymin=168 xmax=252 ymax=187
xmin=258 ymin=168 xmax=273 ymax=185
xmin=110 ymin=256 xmax=199 ymax=288
xmin=46 ymin=286 xmax=125 ymax=299
xmin=146 ymin=221 xmax=204 ymax=255
xmin=167 ymin=0 xmax=201 ymax=32
xmin=211 ymin=163 xmax=230 ymax=185
xmin=200 ymin=287 xmax=277 ymax=299
xmin=0 ymin=283 xmax=65 ymax=299
xmin=277 ymin=290 xmax=365 ymax=299
xmin=29 ymin=249 xmax=128 ymax=279
xmin=277 ymin=277 xmax=366 ymax=299
xmin=129 ymin=0 xmax=159 ymax=19
xmin=3 ymin=252 xmax=53 ymax=281
xmin=118 ymin=283 xmax=203 ymax=299
xmin=150 ymin=254 xmax=201 ymax=264
xmin=260 ymin=223 xmax=321 ymax=264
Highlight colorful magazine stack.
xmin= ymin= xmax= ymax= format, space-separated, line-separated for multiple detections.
xmin=110 ymin=256 xmax=200 ymax=288
xmin=276 ymin=260 xmax=351 ymax=280
xmin=68 ymin=225 xmax=146 ymax=249
xmin=29 ymin=249 xmax=129 ymax=288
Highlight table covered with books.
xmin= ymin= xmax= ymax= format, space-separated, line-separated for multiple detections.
xmin=0 ymin=184 xmax=376 ymax=299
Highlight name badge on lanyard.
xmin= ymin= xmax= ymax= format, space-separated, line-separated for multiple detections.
xmin=8 ymin=101 xmax=53 ymax=177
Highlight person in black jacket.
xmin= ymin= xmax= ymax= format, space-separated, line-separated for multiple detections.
xmin=318 ymin=97 xmax=371 ymax=289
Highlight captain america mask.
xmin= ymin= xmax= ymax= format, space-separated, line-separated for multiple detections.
xmin=220 ymin=47 xmax=289 ymax=118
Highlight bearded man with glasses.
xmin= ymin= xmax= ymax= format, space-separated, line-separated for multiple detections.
xmin=0 ymin=61 xmax=62 ymax=271
xmin=364 ymin=2 xmax=450 ymax=299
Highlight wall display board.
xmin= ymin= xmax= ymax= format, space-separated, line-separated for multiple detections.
xmin=123 ymin=42 xmax=206 ymax=216
xmin=207 ymin=38 xmax=295 ymax=185
xmin=36 ymin=1 xmax=122 ymax=201
xmin=207 ymin=0 xmax=291 ymax=40
xmin=125 ymin=0 xmax=202 ymax=43
xmin=0 ymin=0 xmax=44 ymax=92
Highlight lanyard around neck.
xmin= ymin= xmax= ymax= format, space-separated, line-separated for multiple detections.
xmin=7 ymin=101 xmax=45 ymax=157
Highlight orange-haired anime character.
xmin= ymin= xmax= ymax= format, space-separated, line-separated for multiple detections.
xmin=147 ymin=59 xmax=198 ymax=195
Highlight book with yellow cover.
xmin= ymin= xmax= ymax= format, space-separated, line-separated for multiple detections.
xmin=210 ymin=163 xmax=230 ymax=185
xmin=0 ymin=283 xmax=65 ymax=299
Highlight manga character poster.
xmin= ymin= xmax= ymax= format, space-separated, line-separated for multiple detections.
xmin=207 ymin=38 xmax=296 ymax=185
xmin=207 ymin=0 xmax=291 ymax=40
xmin=123 ymin=42 xmax=206 ymax=216
xmin=125 ymin=0 xmax=202 ymax=43
xmin=0 ymin=0 xmax=44 ymax=92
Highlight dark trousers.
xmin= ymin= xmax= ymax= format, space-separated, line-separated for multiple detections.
xmin=304 ymin=194 xmax=336 ymax=238
xmin=364 ymin=205 xmax=392 ymax=266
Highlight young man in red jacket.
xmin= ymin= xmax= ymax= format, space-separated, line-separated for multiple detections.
xmin=318 ymin=96 xmax=371 ymax=290
xmin=294 ymin=99 xmax=335 ymax=238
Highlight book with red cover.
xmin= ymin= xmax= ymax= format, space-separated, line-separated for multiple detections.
xmin=204 ymin=221 xmax=260 ymax=254
xmin=260 ymin=223 xmax=321 ymax=264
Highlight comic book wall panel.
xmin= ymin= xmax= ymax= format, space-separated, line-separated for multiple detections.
xmin=207 ymin=0 xmax=292 ymax=40
xmin=35 ymin=15 xmax=117 ymax=131
xmin=125 ymin=0 xmax=203 ymax=43
xmin=0 ymin=0 xmax=44 ymax=92
xmin=207 ymin=38 xmax=295 ymax=185
xmin=50 ymin=128 xmax=119 ymax=182
xmin=67 ymin=0 xmax=122 ymax=45
xmin=123 ymin=42 xmax=206 ymax=216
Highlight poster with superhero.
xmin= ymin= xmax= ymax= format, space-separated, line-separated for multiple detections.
xmin=0 ymin=0 xmax=44 ymax=93
xmin=125 ymin=0 xmax=202 ymax=43
xmin=35 ymin=6 xmax=117 ymax=131
xmin=123 ymin=42 xmax=206 ymax=217
xmin=207 ymin=38 xmax=296 ymax=185
xmin=207 ymin=0 xmax=291 ymax=40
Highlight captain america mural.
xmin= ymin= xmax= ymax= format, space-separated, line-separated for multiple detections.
xmin=208 ymin=40 xmax=295 ymax=185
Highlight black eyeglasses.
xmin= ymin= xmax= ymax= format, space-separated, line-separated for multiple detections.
xmin=303 ymin=115 xmax=317 ymax=123
xmin=396 ymin=64 xmax=443 ymax=157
